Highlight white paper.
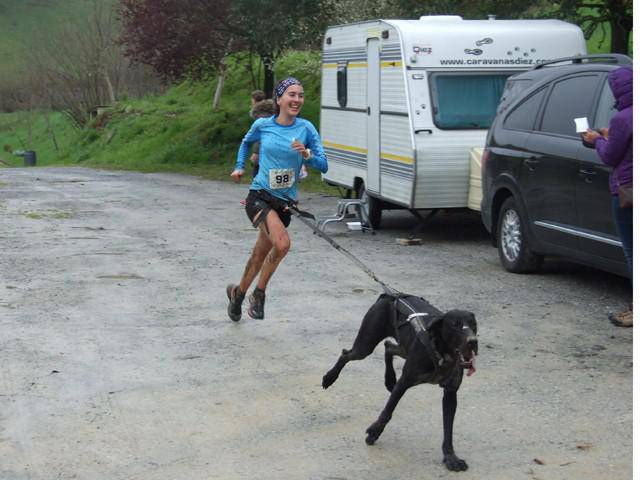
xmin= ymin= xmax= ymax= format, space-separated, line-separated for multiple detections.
xmin=574 ymin=117 xmax=589 ymax=133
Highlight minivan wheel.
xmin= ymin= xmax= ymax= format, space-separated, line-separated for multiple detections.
xmin=357 ymin=183 xmax=382 ymax=229
xmin=497 ymin=197 xmax=543 ymax=273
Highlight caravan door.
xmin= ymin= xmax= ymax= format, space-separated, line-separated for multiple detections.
xmin=366 ymin=38 xmax=381 ymax=193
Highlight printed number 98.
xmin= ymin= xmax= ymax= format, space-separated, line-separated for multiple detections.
xmin=276 ymin=174 xmax=290 ymax=184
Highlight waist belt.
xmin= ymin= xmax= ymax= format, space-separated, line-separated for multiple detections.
xmin=255 ymin=190 xmax=289 ymax=211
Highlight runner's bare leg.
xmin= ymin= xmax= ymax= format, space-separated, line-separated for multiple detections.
xmin=238 ymin=209 xmax=290 ymax=293
xmin=255 ymin=210 xmax=290 ymax=290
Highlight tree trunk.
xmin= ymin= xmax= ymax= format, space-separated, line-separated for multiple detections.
xmin=43 ymin=112 xmax=59 ymax=151
xmin=212 ymin=39 xmax=233 ymax=110
xmin=610 ymin=17 xmax=632 ymax=54
xmin=212 ymin=58 xmax=227 ymax=110
xmin=26 ymin=110 xmax=33 ymax=149
xmin=103 ymin=71 xmax=117 ymax=104
xmin=262 ymin=55 xmax=275 ymax=99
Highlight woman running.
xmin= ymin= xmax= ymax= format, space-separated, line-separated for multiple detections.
xmin=227 ymin=77 xmax=328 ymax=321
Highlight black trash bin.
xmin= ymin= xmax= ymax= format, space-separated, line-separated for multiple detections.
xmin=23 ymin=150 xmax=37 ymax=167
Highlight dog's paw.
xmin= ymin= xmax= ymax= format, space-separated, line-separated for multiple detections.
xmin=365 ymin=423 xmax=382 ymax=445
xmin=443 ymin=454 xmax=468 ymax=472
xmin=322 ymin=372 xmax=336 ymax=389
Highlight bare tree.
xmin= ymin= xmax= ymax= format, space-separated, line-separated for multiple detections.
xmin=23 ymin=0 xmax=160 ymax=127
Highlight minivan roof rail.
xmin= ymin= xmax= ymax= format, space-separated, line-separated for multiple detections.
xmin=533 ymin=54 xmax=632 ymax=69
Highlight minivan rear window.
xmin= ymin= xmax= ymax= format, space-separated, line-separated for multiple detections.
xmin=430 ymin=73 xmax=512 ymax=129
xmin=504 ymin=87 xmax=548 ymax=131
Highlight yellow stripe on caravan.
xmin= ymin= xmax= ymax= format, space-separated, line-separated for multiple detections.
xmin=323 ymin=141 xmax=367 ymax=155
xmin=322 ymin=63 xmax=368 ymax=69
xmin=324 ymin=141 xmax=413 ymax=164
xmin=381 ymin=152 xmax=413 ymax=164
xmin=323 ymin=61 xmax=398 ymax=69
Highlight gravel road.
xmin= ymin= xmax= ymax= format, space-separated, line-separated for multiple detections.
xmin=0 ymin=167 xmax=632 ymax=480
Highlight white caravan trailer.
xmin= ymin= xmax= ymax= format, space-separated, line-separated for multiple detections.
xmin=320 ymin=16 xmax=586 ymax=228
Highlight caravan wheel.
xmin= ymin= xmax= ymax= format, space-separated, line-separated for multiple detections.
xmin=357 ymin=184 xmax=382 ymax=229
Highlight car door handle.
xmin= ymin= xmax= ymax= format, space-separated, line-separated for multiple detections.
xmin=524 ymin=158 xmax=539 ymax=170
xmin=578 ymin=168 xmax=597 ymax=183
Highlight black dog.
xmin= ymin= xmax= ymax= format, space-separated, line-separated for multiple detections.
xmin=322 ymin=293 xmax=478 ymax=472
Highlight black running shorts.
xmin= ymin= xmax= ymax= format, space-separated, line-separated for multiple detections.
xmin=245 ymin=190 xmax=292 ymax=229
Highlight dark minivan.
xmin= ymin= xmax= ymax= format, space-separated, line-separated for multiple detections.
xmin=481 ymin=54 xmax=632 ymax=277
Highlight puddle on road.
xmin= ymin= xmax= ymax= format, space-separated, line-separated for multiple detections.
xmin=96 ymin=274 xmax=144 ymax=280
xmin=21 ymin=210 xmax=74 ymax=220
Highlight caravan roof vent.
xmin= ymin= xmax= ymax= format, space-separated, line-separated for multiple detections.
xmin=418 ymin=15 xmax=463 ymax=22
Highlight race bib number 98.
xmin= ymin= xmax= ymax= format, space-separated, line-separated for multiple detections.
xmin=269 ymin=168 xmax=295 ymax=189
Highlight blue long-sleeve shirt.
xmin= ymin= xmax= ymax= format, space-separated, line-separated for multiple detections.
xmin=236 ymin=116 xmax=328 ymax=201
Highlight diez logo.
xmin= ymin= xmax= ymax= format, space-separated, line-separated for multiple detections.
xmin=413 ymin=45 xmax=433 ymax=54
xmin=464 ymin=49 xmax=483 ymax=55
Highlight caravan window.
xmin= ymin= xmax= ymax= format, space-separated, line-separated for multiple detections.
xmin=337 ymin=64 xmax=347 ymax=107
xmin=430 ymin=73 xmax=512 ymax=129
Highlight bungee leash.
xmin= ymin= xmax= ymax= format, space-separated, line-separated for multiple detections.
xmin=283 ymin=196 xmax=398 ymax=296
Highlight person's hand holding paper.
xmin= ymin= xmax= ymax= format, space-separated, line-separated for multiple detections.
xmin=574 ymin=117 xmax=589 ymax=133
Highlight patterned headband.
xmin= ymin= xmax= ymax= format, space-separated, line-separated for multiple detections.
xmin=275 ymin=77 xmax=302 ymax=99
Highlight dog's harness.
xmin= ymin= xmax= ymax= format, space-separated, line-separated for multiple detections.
xmin=393 ymin=295 xmax=446 ymax=369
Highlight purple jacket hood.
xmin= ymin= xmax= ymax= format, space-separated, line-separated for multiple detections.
xmin=609 ymin=66 xmax=632 ymax=111
xmin=595 ymin=65 xmax=633 ymax=194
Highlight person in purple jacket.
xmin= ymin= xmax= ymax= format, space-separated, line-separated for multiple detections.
xmin=583 ymin=65 xmax=633 ymax=327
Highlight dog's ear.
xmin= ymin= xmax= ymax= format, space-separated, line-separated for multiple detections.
xmin=440 ymin=310 xmax=477 ymax=337
xmin=468 ymin=312 xmax=477 ymax=334
xmin=437 ymin=312 xmax=460 ymax=349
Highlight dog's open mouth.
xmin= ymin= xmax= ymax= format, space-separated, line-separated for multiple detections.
xmin=458 ymin=351 xmax=476 ymax=376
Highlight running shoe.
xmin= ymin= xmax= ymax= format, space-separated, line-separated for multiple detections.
xmin=226 ymin=284 xmax=245 ymax=322
xmin=248 ymin=287 xmax=266 ymax=320
xmin=609 ymin=308 xmax=633 ymax=327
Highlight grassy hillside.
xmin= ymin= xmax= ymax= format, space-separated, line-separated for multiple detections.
xmin=0 ymin=0 xmax=101 ymax=79
xmin=0 ymin=50 xmax=335 ymax=194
